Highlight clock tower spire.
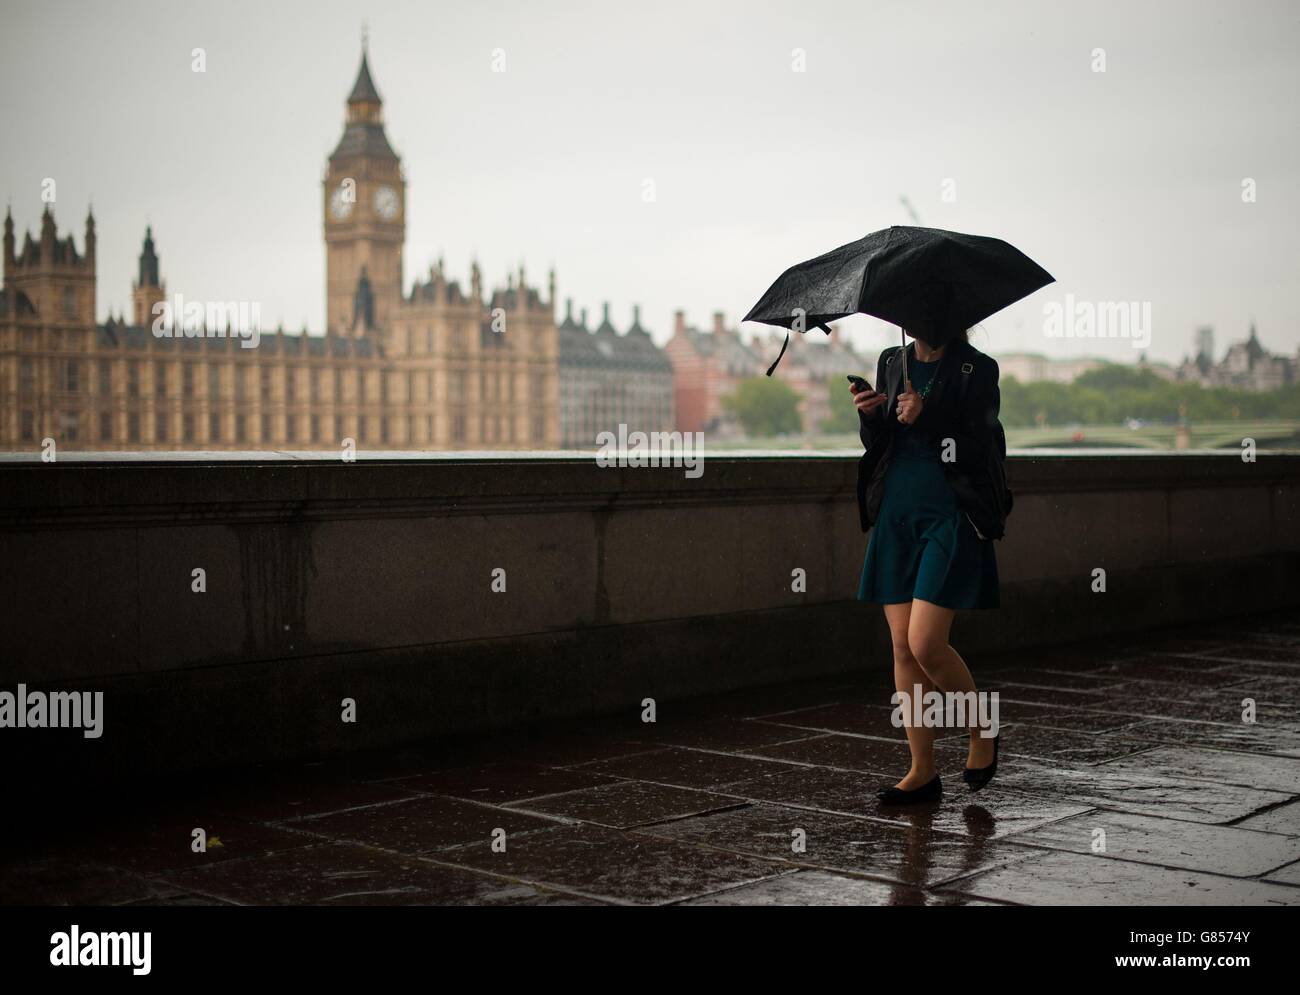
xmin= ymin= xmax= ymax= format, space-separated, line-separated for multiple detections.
xmin=324 ymin=37 xmax=405 ymax=336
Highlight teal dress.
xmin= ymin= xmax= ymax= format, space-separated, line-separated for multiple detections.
xmin=857 ymin=357 xmax=1000 ymax=609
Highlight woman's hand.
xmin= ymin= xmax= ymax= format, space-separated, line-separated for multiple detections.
xmin=896 ymin=384 xmax=923 ymax=425
xmin=850 ymin=382 xmax=887 ymax=417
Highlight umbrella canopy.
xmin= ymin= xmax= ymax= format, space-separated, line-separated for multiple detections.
xmin=743 ymin=226 xmax=1054 ymax=374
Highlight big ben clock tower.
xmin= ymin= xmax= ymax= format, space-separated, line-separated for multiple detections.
xmin=324 ymin=42 xmax=405 ymax=335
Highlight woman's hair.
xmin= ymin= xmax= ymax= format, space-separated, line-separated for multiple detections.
xmin=907 ymin=324 xmax=970 ymax=347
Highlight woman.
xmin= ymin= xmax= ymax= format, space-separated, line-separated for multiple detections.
xmin=850 ymin=324 xmax=1005 ymax=804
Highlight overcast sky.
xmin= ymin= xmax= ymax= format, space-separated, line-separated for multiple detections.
xmin=3 ymin=0 xmax=1296 ymax=365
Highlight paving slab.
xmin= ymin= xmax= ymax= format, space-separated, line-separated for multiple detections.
xmin=0 ymin=858 xmax=176 ymax=906
xmin=283 ymin=793 xmax=565 ymax=854
xmin=933 ymin=725 xmax=1156 ymax=766
xmin=746 ymin=733 xmax=914 ymax=774
xmin=505 ymin=779 xmax=746 ymax=829
xmin=159 ymin=840 xmax=599 ymax=905
xmin=995 ymin=758 xmax=1292 ymax=824
xmin=682 ymin=868 xmax=1003 ymax=906
xmin=979 ymin=703 xmax=1138 ymax=733
xmin=201 ymin=775 xmax=420 ymax=824
xmin=1262 ymin=861 xmax=1300 ymax=886
xmin=88 ymin=816 xmax=315 ymax=874
xmin=1235 ymin=799 xmax=1300 ymax=835
xmin=1095 ymin=745 xmax=1300 ymax=795
xmin=394 ymin=762 xmax=619 ymax=803
xmin=753 ymin=703 xmax=916 ymax=739
xmin=436 ymin=823 xmax=786 ymax=904
xmin=720 ymin=764 xmax=1093 ymax=838
xmin=571 ymin=747 xmax=800 ymax=789
xmin=620 ymin=717 xmax=824 ymax=752
xmin=1009 ymin=810 xmax=1300 ymax=876
xmin=1110 ymin=718 xmax=1300 ymax=756
xmin=939 ymin=849 xmax=1300 ymax=906
xmin=641 ymin=801 xmax=1037 ymax=886
xmin=978 ymin=668 xmax=1133 ymax=691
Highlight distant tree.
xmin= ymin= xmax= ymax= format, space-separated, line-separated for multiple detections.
xmin=821 ymin=375 xmax=860 ymax=433
xmin=999 ymin=364 xmax=1300 ymax=427
xmin=723 ymin=377 xmax=802 ymax=437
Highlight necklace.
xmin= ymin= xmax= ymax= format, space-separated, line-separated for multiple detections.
xmin=906 ymin=345 xmax=940 ymax=400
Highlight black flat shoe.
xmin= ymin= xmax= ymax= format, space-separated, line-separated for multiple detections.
xmin=963 ymin=731 xmax=1000 ymax=792
xmin=876 ymin=774 xmax=942 ymax=805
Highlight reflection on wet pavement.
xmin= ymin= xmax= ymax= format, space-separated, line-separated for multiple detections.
xmin=4 ymin=611 xmax=1300 ymax=905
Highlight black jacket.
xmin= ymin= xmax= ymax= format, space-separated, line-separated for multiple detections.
xmin=856 ymin=339 xmax=1007 ymax=537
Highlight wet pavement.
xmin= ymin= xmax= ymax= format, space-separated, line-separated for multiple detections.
xmin=4 ymin=611 xmax=1300 ymax=906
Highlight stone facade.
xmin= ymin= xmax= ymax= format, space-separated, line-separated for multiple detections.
xmin=1177 ymin=323 xmax=1297 ymax=392
xmin=558 ymin=300 xmax=675 ymax=449
xmin=0 ymin=46 xmax=560 ymax=452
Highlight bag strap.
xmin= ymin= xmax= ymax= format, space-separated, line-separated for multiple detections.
xmin=955 ymin=357 xmax=1008 ymax=460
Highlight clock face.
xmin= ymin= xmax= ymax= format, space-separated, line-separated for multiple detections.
xmin=374 ymin=185 xmax=400 ymax=220
xmin=329 ymin=184 xmax=354 ymax=220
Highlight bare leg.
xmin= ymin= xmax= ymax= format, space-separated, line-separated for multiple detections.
xmin=883 ymin=602 xmax=937 ymax=789
xmin=907 ymin=599 xmax=995 ymax=769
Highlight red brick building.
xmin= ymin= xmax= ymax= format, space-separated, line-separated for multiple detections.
xmin=664 ymin=310 xmax=764 ymax=436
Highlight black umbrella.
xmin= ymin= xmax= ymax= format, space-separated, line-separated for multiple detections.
xmin=743 ymin=226 xmax=1054 ymax=375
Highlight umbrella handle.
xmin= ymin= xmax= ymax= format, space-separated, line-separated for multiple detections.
xmin=901 ymin=326 xmax=911 ymax=392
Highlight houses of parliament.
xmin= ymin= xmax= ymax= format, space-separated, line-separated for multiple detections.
xmin=0 ymin=48 xmax=566 ymax=452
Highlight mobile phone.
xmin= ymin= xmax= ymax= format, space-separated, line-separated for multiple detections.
xmin=847 ymin=374 xmax=873 ymax=393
